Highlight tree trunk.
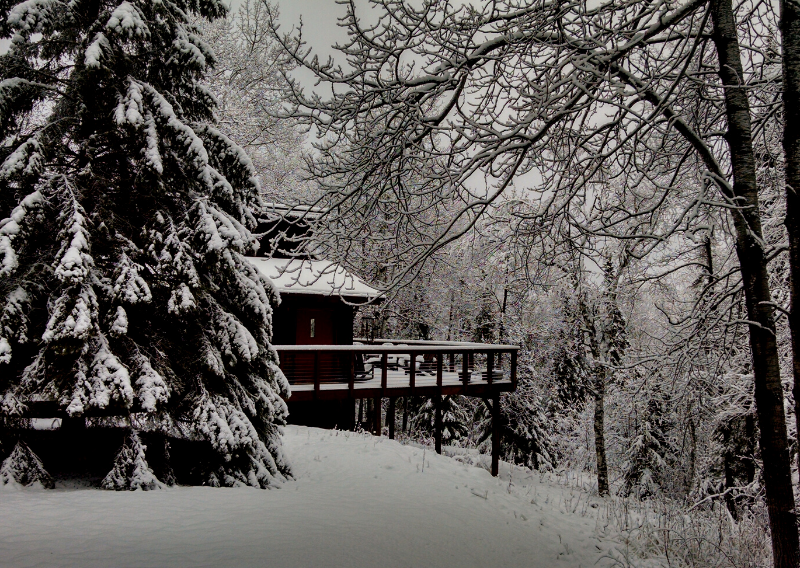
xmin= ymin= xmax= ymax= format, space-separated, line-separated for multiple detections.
xmin=711 ymin=2 xmax=800 ymax=566
xmin=594 ymin=371 xmax=610 ymax=496
xmin=782 ymin=0 xmax=800 ymax=480
xmin=686 ymin=417 xmax=697 ymax=498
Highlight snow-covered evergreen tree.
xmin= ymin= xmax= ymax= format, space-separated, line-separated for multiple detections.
xmin=0 ymin=440 xmax=54 ymax=488
xmin=620 ymin=385 xmax=673 ymax=499
xmin=0 ymin=0 xmax=290 ymax=487
xmin=412 ymin=395 xmax=469 ymax=443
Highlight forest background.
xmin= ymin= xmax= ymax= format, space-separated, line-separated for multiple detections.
xmin=201 ymin=1 xmax=800 ymax=567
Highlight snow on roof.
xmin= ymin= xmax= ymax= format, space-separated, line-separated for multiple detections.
xmin=247 ymin=256 xmax=382 ymax=300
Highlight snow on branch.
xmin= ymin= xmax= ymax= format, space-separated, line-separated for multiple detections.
xmin=0 ymin=189 xmax=43 ymax=277
xmin=66 ymin=334 xmax=134 ymax=416
xmin=0 ymin=136 xmax=44 ymax=182
xmin=54 ymin=194 xmax=93 ymax=284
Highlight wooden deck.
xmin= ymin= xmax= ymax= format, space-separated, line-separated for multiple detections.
xmin=276 ymin=340 xmax=519 ymax=477
xmin=275 ymin=340 xmax=519 ymax=402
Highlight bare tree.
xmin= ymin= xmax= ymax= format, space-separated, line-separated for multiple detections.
xmin=198 ymin=0 xmax=313 ymax=203
xmin=270 ymin=1 xmax=798 ymax=564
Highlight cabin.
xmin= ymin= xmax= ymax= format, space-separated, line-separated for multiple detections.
xmin=248 ymin=205 xmax=519 ymax=476
xmin=247 ymin=256 xmax=382 ymax=429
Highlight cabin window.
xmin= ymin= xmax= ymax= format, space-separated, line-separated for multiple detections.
xmin=310 ymin=318 xmax=315 ymax=338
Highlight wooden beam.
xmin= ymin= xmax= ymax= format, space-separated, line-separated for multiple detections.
xmin=434 ymin=394 xmax=442 ymax=455
xmin=285 ymin=382 xmax=514 ymax=402
xmin=346 ymin=398 xmax=356 ymax=431
xmin=409 ymin=354 xmax=416 ymax=394
xmin=373 ymin=395 xmax=382 ymax=435
xmin=388 ymin=397 xmax=396 ymax=439
xmin=381 ymin=353 xmax=388 ymax=391
xmin=313 ymin=351 xmax=320 ymax=400
xmin=462 ymin=351 xmax=469 ymax=390
xmin=491 ymin=393 xmax=501 ymax=477
xmin=487 ymin=351 xmax=494 ymax=385
xmin=435 ymin=353 xmax=443 ymax=454
xmin=348 ymin=352 xmax=355 ymax=396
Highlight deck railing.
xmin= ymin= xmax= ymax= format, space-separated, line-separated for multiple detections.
xmin=273 ymin=340 xmax=519 ymax=401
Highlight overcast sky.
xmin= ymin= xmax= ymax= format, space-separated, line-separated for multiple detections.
xmin=0 ymin=0 xmax=356 ymax=58
xmin=270 ymin=0 xmax=351 ymax=56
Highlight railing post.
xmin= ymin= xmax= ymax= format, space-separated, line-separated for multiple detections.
xmin=462 ymin=351 xmax=469 ymax=389
xmin=436 ymin=353 xmax=443 ymax=387
xmin=381 ymin=352 xmax=388 ymax=391
xmin=487 ymin=351 xmax=494 ymax=386
xmin=409 ymin=352 xmax=416 ymax=393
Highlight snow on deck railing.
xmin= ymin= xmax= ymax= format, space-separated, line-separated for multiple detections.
xmin=273 ymin=340 xmax=518 ymax=399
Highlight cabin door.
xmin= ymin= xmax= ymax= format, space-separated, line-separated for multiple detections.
xmin=294 ymin=308 xmax=335 ymax=383
xmin=296 ymin=308 xmax=334 ymax=345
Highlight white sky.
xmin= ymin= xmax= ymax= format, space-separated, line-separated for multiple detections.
xmin=0 ymin=0 xmax=352 ymax=58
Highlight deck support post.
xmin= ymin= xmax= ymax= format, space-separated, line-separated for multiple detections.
xmin=462 ymin=351 xmax=469 ymax=389
xmin=345 ymin=398 xmax=356 ymax=431
xmin=313 ymin=351 xmax=320 ymax=400
xmin=491 ymin=392 xmax=501 ymax=477
xmin=373 ymin=395 xmax=382 ymax=435
xmin=388 ymin=397 xmax=396 ymax=439
xmin=434 ymin=395 xmax=442 ymax=454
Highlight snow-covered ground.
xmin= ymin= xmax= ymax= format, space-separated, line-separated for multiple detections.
xmin=1 ymin=426 xmax=624 ymax=568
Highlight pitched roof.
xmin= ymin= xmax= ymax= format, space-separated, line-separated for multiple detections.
xmin=247 ymin=257 xmax=382 ymax=301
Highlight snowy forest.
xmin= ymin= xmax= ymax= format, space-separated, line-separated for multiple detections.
xmin=3 ymin=0 xmax=800 ymax=567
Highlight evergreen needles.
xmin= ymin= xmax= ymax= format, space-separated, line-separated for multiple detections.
xmin=0 ymin=0 xmax=290 ymax=488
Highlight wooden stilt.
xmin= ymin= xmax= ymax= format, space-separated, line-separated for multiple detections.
xmin=346 ymin=398 xmax=356 ymax=431
xmin=358 ymin=398 xmax=364 ymax=428
xmin=434 ymin=395 xmax=442 ymax=454
xmin=388 ymin=397 xmax=396 ymax=439
xmin=491 ymin=392 xmax=501 ymax=477
xmin=373 ymin=395 xmax=382 ymax=435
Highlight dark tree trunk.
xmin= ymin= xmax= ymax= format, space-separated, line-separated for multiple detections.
xmin=722 ymin=425 xmax=739 ymax=520
xmin=686 ymin=417 xmax=697 ymax=497
xmin=711 ymin=1 xmax=800 ymax=566
xmin=782 ymin=0 xmax=800 ymax=481
xmin=594 ymin=372 xmax=609 ymax=496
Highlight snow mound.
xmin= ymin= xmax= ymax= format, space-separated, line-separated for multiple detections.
xmin=0 ymin=426 xmax=620 ymax=567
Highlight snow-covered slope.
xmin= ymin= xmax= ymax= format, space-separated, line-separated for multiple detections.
xmin=0 ymin=427 xmax=620 ymax=568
